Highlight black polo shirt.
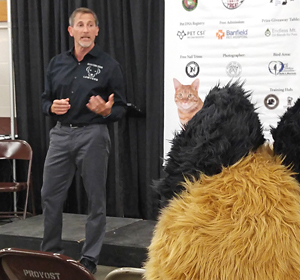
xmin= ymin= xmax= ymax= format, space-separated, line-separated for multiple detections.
xmin=41 ymin=44 xmax=127 ymax=125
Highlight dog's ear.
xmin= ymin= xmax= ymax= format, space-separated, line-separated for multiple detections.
xmin=271 ymin=98 xmax=300 ymax=182
xmin=157 ymin=81 xmax=265 ymax=206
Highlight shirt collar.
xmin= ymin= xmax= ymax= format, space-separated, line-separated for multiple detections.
xmin=67 ymin=44 xmax=101 ymax=58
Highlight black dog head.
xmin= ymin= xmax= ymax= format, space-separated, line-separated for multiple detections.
xmin=271 ymin=98 xmax=300 ymax=182
xmin=156 ymin=81 xmax=265 ymax=204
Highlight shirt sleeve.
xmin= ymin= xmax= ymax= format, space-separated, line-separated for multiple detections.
xmin=41 ymin=58 xmax=55 ymax=116
xmin=104 ymin=63 xmax=127 ymax=122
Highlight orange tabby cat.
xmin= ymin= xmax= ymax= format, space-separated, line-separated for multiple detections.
xmin=174 ymin=78 xmax=203 ymax=126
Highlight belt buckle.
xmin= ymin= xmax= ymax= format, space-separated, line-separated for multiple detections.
xmin=69 ymin=124 xmax=79 ymax=128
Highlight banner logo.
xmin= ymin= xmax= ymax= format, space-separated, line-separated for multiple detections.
xmin=270 ymin=0 xmax=288 ymax=6
xmin=186 ymin=61 xmax=200 ymax=78
xmin=265 ymin=29 xmax=271 ymax=36
xmin=264 ymin=27 xmax=297 ymax=37
xmin=216 ymin=29 xmax=248 ymax=39
xmin=222 ymin=0 xmax=245 ymax=9
xmin=264 ymin=94 xmax=279 ymax=110
xmin=182 ymin=0 xmax=198 ymax=11
xmin=268 ymin=61 xmax=284 ymax=75
xmin=226 ymin=62 xmax=242 ymax=77
xmin=226 ymin=29 xmax=248 ymax=38
xmin=177 ymin=30 xmax=206 ymax=40
xmin=286 ymin=96 xmax=294 ymax=108
xmin=216 ymin=30 xmax=225 ymax=39
xmin=177 ymin=30 xmax=187 ymax=40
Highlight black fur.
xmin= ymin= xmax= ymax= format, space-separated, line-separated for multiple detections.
xmin=156 ymin=81 xmax=265 ymax=204
xmin=271 ymin=98 xmax=300 ymax=183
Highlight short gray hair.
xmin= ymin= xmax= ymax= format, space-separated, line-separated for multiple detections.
xmin=69 ymin=7 xmax=99 ymax=26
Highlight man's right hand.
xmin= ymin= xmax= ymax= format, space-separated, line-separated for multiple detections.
xmin=50 ymin=98 xmax=71 ymax=115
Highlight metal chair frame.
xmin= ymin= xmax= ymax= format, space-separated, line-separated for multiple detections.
xmin=0 ymin=140 xmax=35 ymax=219
xmin=104 ymin=267 xmax=145 ymax=280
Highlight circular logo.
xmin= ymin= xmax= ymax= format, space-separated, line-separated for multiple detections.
xmin=222 ymin=0 xmax=245 ymax=9
xmin=226 ymin=62 xmax=242 ymax=77
xmin=268 ymin=61 xmax=284 ymax=75
xmin=264 ymin=94 xmax=279 ymax=110
xmin=186 ymin=61 xmax=200 ymax=78
xmin=182 ymin=0 xmax=198 ymax=11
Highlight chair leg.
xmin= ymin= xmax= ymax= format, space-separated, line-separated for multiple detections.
xmin=30 ymin=179 xmax=36 ymax=216
xmin=23 ymin=189 xmax=29 ymax=219
xmin=22 ymin=179 xmax=35 ymax=219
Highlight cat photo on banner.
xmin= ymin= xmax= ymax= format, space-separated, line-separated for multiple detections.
xmin=173 ymin=78 xmax=203 ymax=126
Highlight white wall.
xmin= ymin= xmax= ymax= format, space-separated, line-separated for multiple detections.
xmin=0 ymin=21 xmax=10 ymax=118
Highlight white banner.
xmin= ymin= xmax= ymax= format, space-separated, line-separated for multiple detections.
xmin=164 ymin=0 xmax=300 ymax=158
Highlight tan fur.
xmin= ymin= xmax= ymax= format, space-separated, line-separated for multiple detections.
xmin=144 ymin=145 xmax=300 ymax=280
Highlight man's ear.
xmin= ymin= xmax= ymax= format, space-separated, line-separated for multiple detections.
xmin=68 ymin=26 xmax=74 ymax=37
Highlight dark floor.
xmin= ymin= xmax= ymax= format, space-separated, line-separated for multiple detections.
xmin=0 ymin=213 xmax=156 ymax=278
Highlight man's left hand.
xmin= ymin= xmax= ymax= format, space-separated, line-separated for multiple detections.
xmin=86 ymin=93 xmax=114 ymax=117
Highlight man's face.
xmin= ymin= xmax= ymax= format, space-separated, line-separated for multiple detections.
xmin=68 ymin=12 xmax=99 ymax=48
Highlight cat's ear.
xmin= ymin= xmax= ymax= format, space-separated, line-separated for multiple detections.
xmin=191 ymin=78 xmax=200 ymax=91
xmin=173 ymin=78 xmax=181 ymax=90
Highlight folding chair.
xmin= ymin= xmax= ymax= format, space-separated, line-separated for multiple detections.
xmin=0 ymin=140 xmax=35 ymax=219
xmin=104 ymin=267 xmax=145 ymax=280
xmin=0 ymin=248 xmax=96 ymax=280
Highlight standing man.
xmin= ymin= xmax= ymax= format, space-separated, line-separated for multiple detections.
xmin=41 ymin=7 xmax=127 ymax=274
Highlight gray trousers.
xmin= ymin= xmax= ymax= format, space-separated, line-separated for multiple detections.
xmin=40 ymin=122 xmax=110 ymax=264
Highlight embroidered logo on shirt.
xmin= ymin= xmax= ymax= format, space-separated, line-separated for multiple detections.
xmin=83 ymin=63 xmax=103 ymax=81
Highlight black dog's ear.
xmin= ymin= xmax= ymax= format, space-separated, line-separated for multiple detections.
xmin=271 ymin=98 xmax=300 ymax=182
xmin=156 ymin=81 xmax=265 ymax=206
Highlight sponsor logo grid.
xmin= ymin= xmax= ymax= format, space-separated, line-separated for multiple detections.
xmin=164 ymin=0 xmax=300 ymax=155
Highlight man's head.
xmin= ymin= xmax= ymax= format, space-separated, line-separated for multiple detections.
xmin=69 ymin=7 xmax=98 ymax=27
xmin=68 ymin=7 xmax=99 ymax=49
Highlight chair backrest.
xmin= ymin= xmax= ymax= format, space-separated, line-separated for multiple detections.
xmin=0 ymin=248 xmax=96 ymax=280
xmin=104 ymin=267 xmax=145 ymax=280
xmin=0 ymin=140 xmax=32 ymax=185
xmin=0 ymin=140 xmax=32 ymax=161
